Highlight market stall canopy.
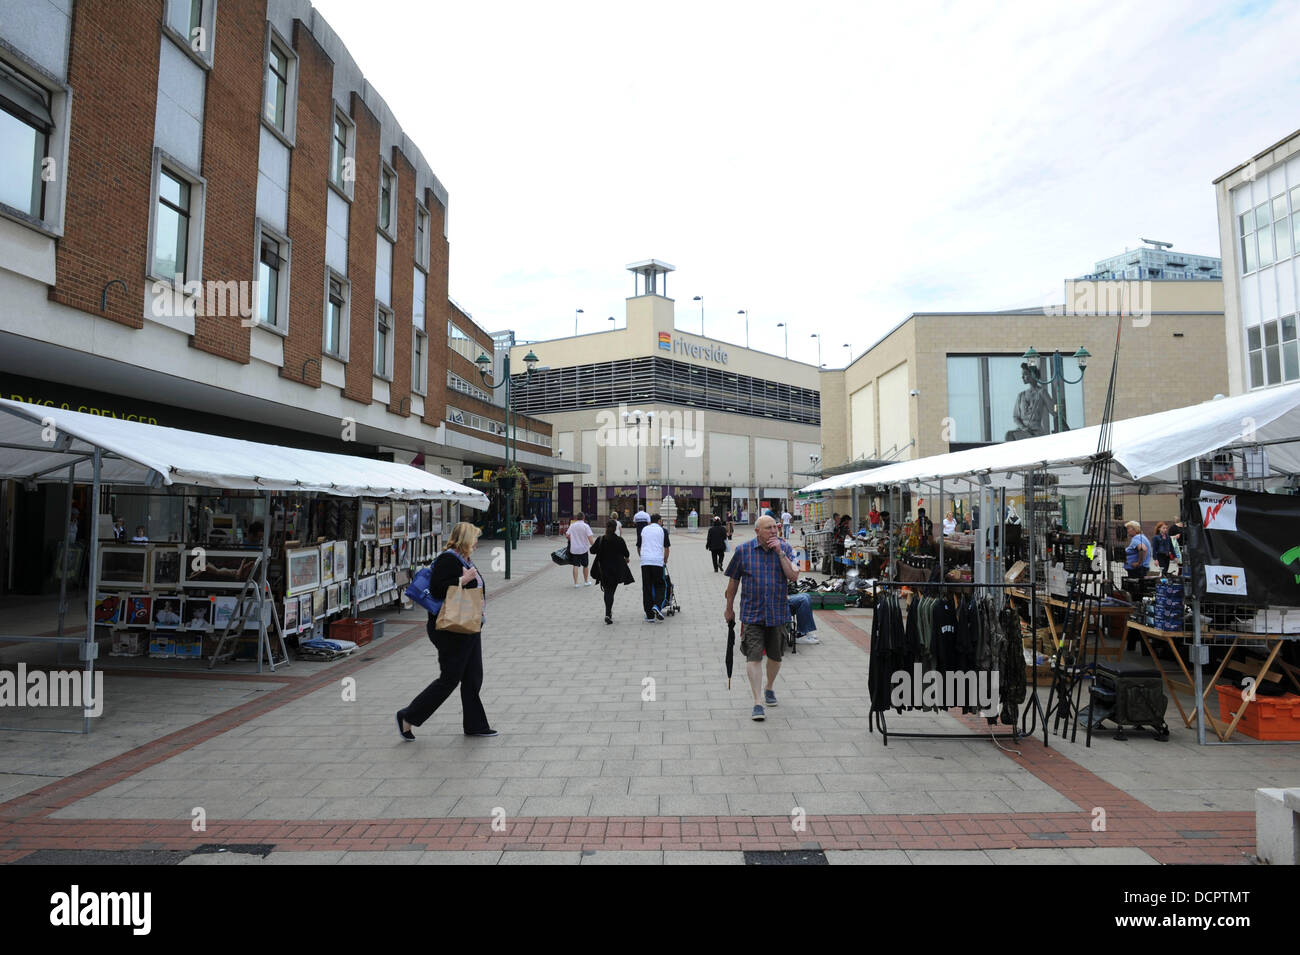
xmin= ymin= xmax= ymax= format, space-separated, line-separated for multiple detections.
xmin=0 ymin=399 xmax=489 ymax=508
xmin=801 ymin=384 xmax=1300 ymax=493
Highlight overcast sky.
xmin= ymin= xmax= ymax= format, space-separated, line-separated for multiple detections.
xmin=312 ymin=0 xmax=1300 ymax=366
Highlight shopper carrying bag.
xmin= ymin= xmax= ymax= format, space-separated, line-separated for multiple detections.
xmin=395 ymin=522 xmax=497 ymax=740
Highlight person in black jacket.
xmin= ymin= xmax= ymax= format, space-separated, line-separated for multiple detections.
xmin=396 ymin=522 xmax=495 ymax=740
xmin=705 ymin=516 xmax=728 ymax=571
xmin=592 ymin=519 xmax=632 ymax=624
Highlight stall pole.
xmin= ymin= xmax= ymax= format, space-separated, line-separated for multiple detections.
xmin=257 ymin=489 xmax=272 ymax=675
xmin=938 ymin=478 xmax=945 ymax=580
xmin=1192 ymin=593 xmax=1206 ymax=745
xmin=55 ymin=463 xmax=76 ymax=666
xmin=82 ymin=448 xmax=101 ymax=735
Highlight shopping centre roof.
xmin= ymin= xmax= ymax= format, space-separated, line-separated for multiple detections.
xmin=0 ymin=399 xmax=489 ymax=507
xmin=801 ymin=384 xmax=1300 ymax=492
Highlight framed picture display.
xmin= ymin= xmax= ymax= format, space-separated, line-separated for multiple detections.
xmin=397 ymin=539 xmax=407 ymax=566
xmin=320 ymin=541 xmax=335 ymax=586
xmin=240 ymin=596 xmax=269 ymax=630
xmin=312 ymin=588 xmax=326 ymax=619
xmin=182 ymin=550 xmax=258 ymax=590
xmin=149 ymin=546 xmax=182 ymax=589
xmin=185 ymin=597 xmax=214 ymax=632
xmin=94 ymin=593 xmax=123 ymax=625
xmin=297 ymin=595 xmax=312 ymax=633
xmin=378 ymin=570 xmax=395 ymax=594
xmin=340 ymin=579 xmax=351 ymax=609
xmin=333 ymin=540 xmax=348 ymax=581
xmin=407 ymin=503 xmax=420 ymax=539
xmin=100 ymin=546 xmax=148 ymax=589
xmin=359 ymin=500 xmax=378 ymax=541
xmin=285 ymin=547 xmax=321 ymax=596
xmin=124 ymin=595 xmax=152 ymax=628
xmin=391 ymin=507 xmax=406 ymax=540
xmin=326 ymin=584 xmax=340 ymax=614
xmin=151 ymin=596 xmax=183 ymax=630
xmin=430 ymin=501 xmax=443 ymax=535
xmin=421 ymin=504 xmax=432 ymax=534
xmin=377 ymin=502 xmax=393 ymax=544
xmin=283 ymin=597 xmax=299 ymax=632
xmin=212 ymin=596 xmax=239 ymax=630
xmin=357 ymin=575 xmax=376 ymax=601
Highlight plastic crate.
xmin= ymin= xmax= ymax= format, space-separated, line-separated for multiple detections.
xmin=1215 ymin=684 xmax=1300 ymax=740
xmin=363 ymin=618 xmax=385 ymax=641
xmin=329 ymin=617 xmax=373 ymax=646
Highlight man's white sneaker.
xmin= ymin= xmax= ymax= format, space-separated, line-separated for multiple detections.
xmin=584 ymin=580 xmax=594 ymax=586
xmin=796 ymin=635 xmax=820 ymax=645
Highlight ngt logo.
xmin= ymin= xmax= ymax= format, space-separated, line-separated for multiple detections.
xmin=1205 ymin=565 xmax=1247 ymax=596
xmin=1199 ymin=491 xmax=1237 ymax=532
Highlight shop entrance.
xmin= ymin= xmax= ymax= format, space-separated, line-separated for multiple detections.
xmin=709 ymin=487 xmax=731 ymax=521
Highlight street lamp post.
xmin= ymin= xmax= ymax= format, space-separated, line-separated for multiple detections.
xmin=1020 ymin=346 xmax=1091 ymax=433
xmin=811 ymin=333 xmax=821 ymax=368
xmin=663 ymin=436 xmax=675 ymax=502
xmin=737 ymin=309 xmax=749 ymax=349
xmin=475 ymin=348 xmax=539 ymax=580
xmin=574 ymin=308 xmax=583 ymax=336
xmin=776 ymin=322 xmax=788 ymax=358
xmin=843 ymin=343 xmax=851 ymax=365
xmin=693 ymin=296 xmax=704 ymax=336
xmin=608 ymin=315 xmax=615 ymax=330
xmin=621 ymin=409 xmax=654 ymax=510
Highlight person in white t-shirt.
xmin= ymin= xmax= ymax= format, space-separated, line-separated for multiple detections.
xmin=633 ymin=507 xmax=651 ymax=552
xmin=943 ymin=512 xmax=957 ymax=536
xmin=780 ymin=510 xmax=792 ymax=538
xmin=638 ymin=514 xmax=670 ymax=621
xmin=566 ymin=512 xmax=596 ymax=587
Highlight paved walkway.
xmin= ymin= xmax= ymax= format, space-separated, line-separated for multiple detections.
xmin=0 ymin=526 xmax=1293 ymax=864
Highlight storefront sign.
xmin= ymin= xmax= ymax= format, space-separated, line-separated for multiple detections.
xmin=659 ymin=333 xmax=729 ymax=365
xmin=5 ymin=392 xmax=159 ymax=424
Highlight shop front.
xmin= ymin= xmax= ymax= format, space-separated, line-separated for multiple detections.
xmin=665 ymin=485 xmax=704 ymax=526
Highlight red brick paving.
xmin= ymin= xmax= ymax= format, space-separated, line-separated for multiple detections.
xmin=0 ymin=609 xmax=1258 ymax=863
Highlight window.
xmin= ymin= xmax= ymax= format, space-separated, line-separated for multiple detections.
xmin=1247 ymin=315 xmax=1300 ymax=389
xmin=153 ymin=168 xmax=191 ymax=280
xmin=330 ymin=109 xmax=353 ymax=193
xmin=448 ymin=371 xmax=492 ymax=403
xmin=1240 ymin=210 xmax=1258 ymax=273
xmin=262 ymin=28 xmax=297 ymax=142
xmin=943 ymin=354 xmax=1083 ymax=444
xmin=255 ymin=225 xmax=290 ymax=331
xmin=412 ymin=329 xmax=427 ymax=395
xmin=447 ymin=321 xmax=480 ymax=362
xmin=374 ymin=305 xmax=393 ymax=378
xmin=414 ymin=203 xmax=429 ymax=269
xmin=0 ymin=61 xmax=52 ymax=219
xmin=412 ymin=268 xmax=425 ymax=333
xmin=378 ymin=163 xmax=395 ymax=235
xmin=1256 ymin=202 xmax=1274 ymax=268
xmin=324 ymin=272 xmax=349 ymax=359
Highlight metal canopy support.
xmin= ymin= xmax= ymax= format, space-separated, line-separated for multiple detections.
xmin=83 ymin=447 xmax=101 ymax=735
xmin=55 ymin=463 xmax=75 ymax=667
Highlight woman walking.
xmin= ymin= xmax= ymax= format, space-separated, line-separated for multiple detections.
xmin=592 ymin=519 xmax=632 ymax=624
xmin=706 ymin=515 xmax=728 ymax=572
xmin=1151 ymin=521 xmax=1175 ymax=576
xmin=396 ymin=522 xmax=496 ymax=740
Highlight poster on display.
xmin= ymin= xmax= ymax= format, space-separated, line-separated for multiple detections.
xmin=182 ymin=550 xmax=257 ymax=589
xmin=185 ymin=598 xmax=214 ymax=632
xmin=333 ymin=541 xmax=348 ymax=581
xmin=312 ymin=588 xmax=326 ymax=619
xmin=421 ymin=504 xmax=432 ymax=535
xmin=94 ymin=594 xmax=123 ymax=625
xmin=377 ymin=502 xmax=393 ymax=543
xmin=326 ymin=584 xmax=340 ymax=614
xmin=151 ymin=596 xmax=183 ymax=630
xmin=286 ymin=547 xmax=320 ymax=596
xmin=359 ymin=501 xmax=378 ymax=541
xmin=212 ymin=596 xmax=239 ymax=630
xmin=100 ymin=547 xmax=148 ymax=588
xmin=430 ymin=502 xmax=443 ymax=535
xmin=320 ymin=541 xmax=335 ymax=585
xmin=408 ymin=504 xmax=421 ymax=538
xmin=124 ymin=595 xmax=152 ymax=627
xmin=1186 ymin=480 xmax=1300 ymax=605
xmin=298 ymin=595 xmax=313 ymax=632
xmin=392 ymin=508 xmax=407 ymax=540
xmin=283 ymin=597 xmax=299 ymax=632
xmin=149 ymin=546 xmax=182 ymax=589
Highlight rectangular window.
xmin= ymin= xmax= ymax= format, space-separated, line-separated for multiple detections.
xmin=257 ymin=231 xmax=285 ymax=329
xmin=447 ymin=321 xmax=480 ymax=362
xmin=1248 ymin=324 xmax=1264 ymax=388
xmin=0 ymin=63 xmax=53 ymax=219
xmin=265 ymin=45 xmax=288 ymax=130
xmin=412 ymin=329 xmax=427 ymax=395
xmin=153 ymin=168 xmax=191 ymax=280
xmin=374 ymin=305 xmax=393 ymax=378
xmin=324 ymin=273 xmax=348 ymax=358
xmin=413 ymin=268 xmax=426 ymax=332
xmin=1284 ymin=315 xmax=1299 ymax=382
xmin=414 ymin=203 xmax=429 ymax=268
xmin=378 ymin=164 xmax=394 ymax=234
xmin=330 ymin=111 xmax=350 ymax=190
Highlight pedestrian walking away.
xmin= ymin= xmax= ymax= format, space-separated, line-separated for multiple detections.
xmin=396 ymin=522 xmax=496 ymax=740
xmin=780 ymin=509 xmax=792 ymax=539
xmin=639 ymin=513 xmax=670 ymax=621
xmin=566 ymin=511 xmax=596 ymax=586
xmin=706 ymin=515 xmax=728 ymax=572
xmin=724 ymin=514 xmax=799 ymax=720
xmin=633 ymin=506 xmax=651 ymax=552
xmin=592 ymin=518 xmax=633 ymax=624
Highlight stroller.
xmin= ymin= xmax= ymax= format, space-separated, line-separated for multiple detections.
xmin=660 ymin=571 xmax=682 ymax=616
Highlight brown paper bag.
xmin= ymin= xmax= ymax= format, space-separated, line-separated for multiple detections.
xmin=435 ymin=585 xmax=483 ymax=634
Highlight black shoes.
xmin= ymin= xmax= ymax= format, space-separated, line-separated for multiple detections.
xmin=605 ymin=615 xmax=612 ymax=624
xmin=466 ymin=728 xmax=499 ymax=737
xmin=395 ymin=711 xmax=415 ymax=741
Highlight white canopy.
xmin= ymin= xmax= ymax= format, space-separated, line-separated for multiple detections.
xmin=802 ymin=384 xmax=1300 ymax=493
xmin=0 ymin=399 xmax=489 ymax=508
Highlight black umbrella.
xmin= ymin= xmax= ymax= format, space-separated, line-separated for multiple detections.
xmin=725 ymin=620 xmax=736 ymax=688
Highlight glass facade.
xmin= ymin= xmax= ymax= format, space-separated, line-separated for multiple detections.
xmin=946 ymin=353 xmax=1084 ymax=444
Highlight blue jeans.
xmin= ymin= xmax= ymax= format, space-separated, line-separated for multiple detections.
xmin=789 ymin=593 xmax=816 ymax=634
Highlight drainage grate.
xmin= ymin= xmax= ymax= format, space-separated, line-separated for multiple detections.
xmin=190 ymin=843 xmax=275 ymax=857
xmin=744 ymin=850 xmax=829 ymax=865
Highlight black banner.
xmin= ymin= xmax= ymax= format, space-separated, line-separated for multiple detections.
xmin=1185 ymin=480 xmax=1300 ymax=606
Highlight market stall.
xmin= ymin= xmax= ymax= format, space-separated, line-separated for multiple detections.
xmin=0 ymin=399 xmax=487 ymax=733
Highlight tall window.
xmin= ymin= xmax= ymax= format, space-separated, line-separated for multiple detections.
xmin=945 ymin=354 xmax=1083 ymax=444
xmin=0 ymin=63 xmax=52 ymax=219
xmin=325 ymin=274 xmax=347 ymax=357
xmin=264 ymin=44 xmax=288 ymax=130
xmin=375 ymin=305 xmax=393 ymax=377
xmin=1247 ymin=315 xmax=1299 ymax=389
xmin=412 ymin=329 xmax=427 ymax=395
xmin=378 ymin=164 xmax=394 ymax=233
xmin=330 ymin=111 xmax=351 ymax=190
xmin=258 ymin=231 xmax=286 ymax=329
xmin=447 ymin=321 xmax=478 ymax=362
xmin=414 ymin=203 xmax=429 ymax=267
xmin=153 ymin=168 xmax=191 ymax=280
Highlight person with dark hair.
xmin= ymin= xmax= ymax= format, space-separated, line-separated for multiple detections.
xmin=246 ymin=521 xmax=264 ymax=546
xmin=592 ymin=519 xmax=632 ymax=624
xmin=706 ymin=515 xmax=728 ymax=572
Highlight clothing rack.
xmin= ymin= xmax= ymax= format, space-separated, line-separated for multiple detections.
xmin=868 ymin=580 xmax=1035 ymax=746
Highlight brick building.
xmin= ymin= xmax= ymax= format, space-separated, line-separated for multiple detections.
xmin=0 ymin=0 xmax=574 ymax=594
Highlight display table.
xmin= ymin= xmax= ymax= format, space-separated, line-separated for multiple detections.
xmin=1007 ymin=588 xmax=1132 ymax=662
xmin=1126 ymin=621 xmax=1300 ymax=741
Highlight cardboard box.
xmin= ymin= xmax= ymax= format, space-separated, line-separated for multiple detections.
xmin=1005 ymin=561 xmax=1029 ymax=584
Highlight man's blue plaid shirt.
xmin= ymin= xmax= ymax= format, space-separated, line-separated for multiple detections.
xmin=725 ymin=538 xmax=795 ymax=625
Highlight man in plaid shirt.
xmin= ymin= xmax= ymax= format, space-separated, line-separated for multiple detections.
xmin=724 ymin=514 xmax=799 ymax=721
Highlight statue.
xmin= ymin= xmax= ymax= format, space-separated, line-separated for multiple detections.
xmin=1005 ymin=363 xmax=1052 ymax=440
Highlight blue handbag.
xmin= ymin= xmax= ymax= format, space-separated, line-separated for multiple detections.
xmin=404 ymin=564 xmax=443 ymax=615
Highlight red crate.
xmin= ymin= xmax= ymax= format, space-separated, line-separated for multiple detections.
xmin=1215 ymin=684 xmax=1300 ymax=740
xmin=328 ymin=617 xmax=373 ymax=647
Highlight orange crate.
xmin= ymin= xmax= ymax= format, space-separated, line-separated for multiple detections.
xmin=328 ymin=617 xmax=373 ymax=647
xmin=1214 ymin=684 xmax=1300 ymax=740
